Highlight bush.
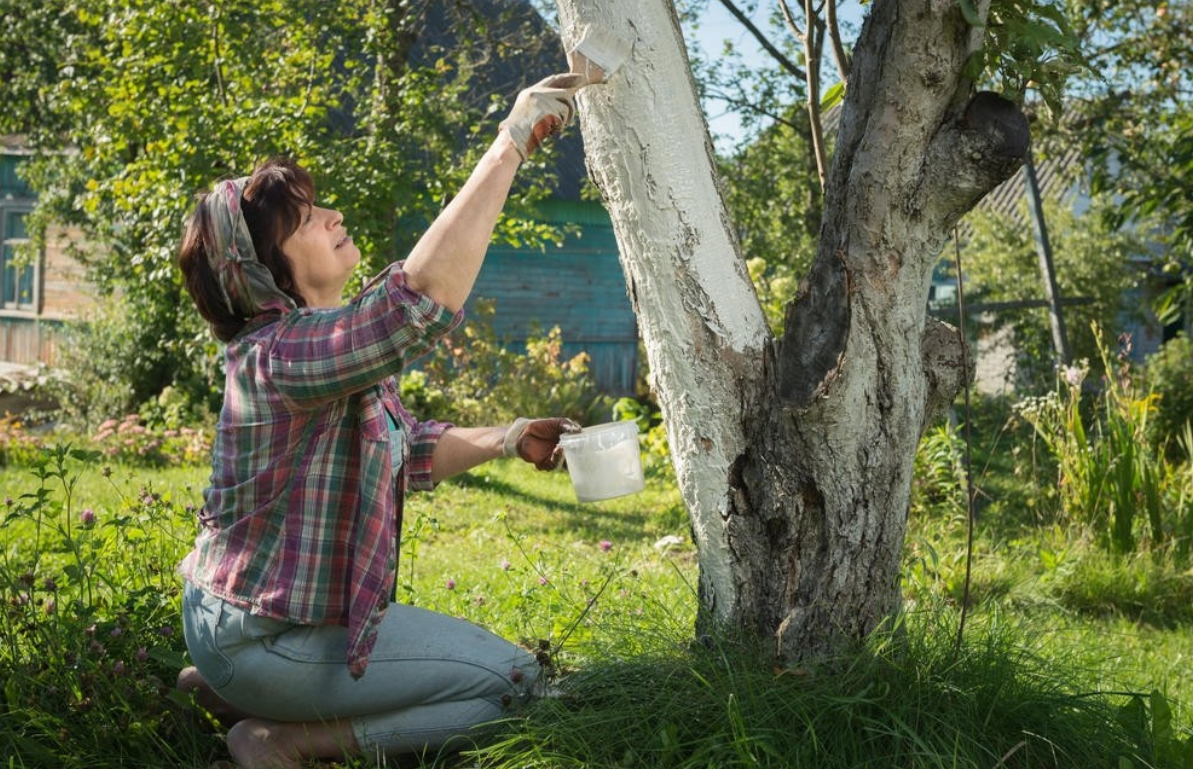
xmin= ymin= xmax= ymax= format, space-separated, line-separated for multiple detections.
xmin=406 ymin=300 xmax=612 ymax=427
xmin=1013 ymin=323 xmax=1193 ymax=557
xmin=1145 ymin=333 xmax=1193 ymax=461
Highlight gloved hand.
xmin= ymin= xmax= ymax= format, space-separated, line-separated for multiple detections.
xmin=499 ymin=73 xmax=587 ymax=161
xmin=504 ymin=417 xmax=582 ymax=471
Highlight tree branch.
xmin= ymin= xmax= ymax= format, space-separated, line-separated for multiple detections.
xmin=918 ymin=92 xmax=1031 ymax=232
xmin=715 ymin=0 xmax=806 ymax=81
xmin=825 ymin=0 xmax=850 ymax=81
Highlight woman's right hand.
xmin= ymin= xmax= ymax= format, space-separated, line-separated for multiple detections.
xmin=499 ymin=74 xmax=587 ymax=161
xmin=504 ymin=417 xmax=582 ymax=471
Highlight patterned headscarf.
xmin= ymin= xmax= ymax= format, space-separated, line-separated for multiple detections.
xmin=204 ymin=177 xmax=298 ymax=319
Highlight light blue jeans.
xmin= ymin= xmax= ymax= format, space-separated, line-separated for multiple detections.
xmin=181 ymin=581 xmax=541 ymax=759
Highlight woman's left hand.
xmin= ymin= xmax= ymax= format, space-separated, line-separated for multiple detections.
xmin=504 ymin=417 xmax=581 ymax=471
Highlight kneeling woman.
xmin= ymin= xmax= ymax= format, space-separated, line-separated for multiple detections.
xmin=175 ymin=73 xmax=584 ymax=768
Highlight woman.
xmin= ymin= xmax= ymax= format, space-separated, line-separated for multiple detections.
xmin=174 ymin=72 xmax=586 ymax=768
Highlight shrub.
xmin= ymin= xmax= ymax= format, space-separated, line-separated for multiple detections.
xmin=1015 ymin=324 xmax=1193 ymax=558
xmin=408 ymin=300 xmax=612 ymax=427
xmin=612 ymin=396 xmax=674 ymax=481
xmin=0 ymin=446 xmax=218 ymax=766
xmin=1145 ymin=333 xmax=1193 ymax=461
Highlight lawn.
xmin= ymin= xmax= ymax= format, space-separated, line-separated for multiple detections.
xmin=1 ymin=419 xmax=1192 ymax=767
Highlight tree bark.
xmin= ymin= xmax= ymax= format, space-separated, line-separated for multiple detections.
xmin=555 ymin=0 xmax=1028 ymax=663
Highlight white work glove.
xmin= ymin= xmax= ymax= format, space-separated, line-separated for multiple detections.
xmin=504 ymin=417 xmax=582 ymax=471
xmin=499 ymin=73 xmax=586 ymax=161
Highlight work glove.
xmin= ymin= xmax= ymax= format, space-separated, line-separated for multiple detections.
xmin=504 ymin=417 xmax=582 ymax=471
xmin=499 ymin=73 xmax=586 ymax=161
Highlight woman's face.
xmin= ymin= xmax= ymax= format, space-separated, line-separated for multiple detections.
xmin=281 ymin=203 xmax=361 ymax=308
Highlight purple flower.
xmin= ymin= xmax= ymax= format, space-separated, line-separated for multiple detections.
xmin=445 ymin=578 xmax=456 ymax=590
xmin=112 ymin=660 xmax=126 ymax=676
xmin=135 ymin=647 xmax=149 ymax=662
xmin=80 ymin=508 xmax=96 ymax=526
xmin=538 ymin=576 xmax=548 ymax=586
xmin=499 ymin=558 xmax=512 ymax=571
xmin=110 ymin=626 xmax=123 ymax=638
xmin=599 ymin=539 xmax=613 ymax=552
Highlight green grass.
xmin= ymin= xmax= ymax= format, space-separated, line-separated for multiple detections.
xmin=2 ymin=433 xmax=1193 ymax=768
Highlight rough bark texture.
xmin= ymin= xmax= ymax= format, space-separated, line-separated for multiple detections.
xmin=555 ymin=0 xmax=1027 ymax=663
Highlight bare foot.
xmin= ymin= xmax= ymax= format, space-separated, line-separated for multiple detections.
xmin=176 ymin=666 xmax=252 ymax=724
xmin=227 ymin=717 xmax=360 ymax=769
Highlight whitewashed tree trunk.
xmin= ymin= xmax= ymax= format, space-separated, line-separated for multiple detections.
xmin=555 ymin=0 xmax=1028 ymax=661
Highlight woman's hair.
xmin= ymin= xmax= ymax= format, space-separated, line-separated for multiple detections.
xmin=178 ymin=157 xmax=316 ymax=342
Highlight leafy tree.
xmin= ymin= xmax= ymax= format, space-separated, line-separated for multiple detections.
xmin=1041 ymin=0 xmax=1193 ymax=325
xmin=957 ymin=196 xmax=1151 ymax=390
xmin=3 ymin=0 xmax=565 ymax=422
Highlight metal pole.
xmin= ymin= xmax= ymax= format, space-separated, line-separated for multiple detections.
xmin=1022 ymin=153 xmax=1070 ymax=365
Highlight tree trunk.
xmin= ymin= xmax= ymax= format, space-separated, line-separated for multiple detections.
xmin=555 ymin=0 xmax=1029 ymax=663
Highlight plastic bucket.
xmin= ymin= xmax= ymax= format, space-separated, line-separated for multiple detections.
xmin=558 ymin=420 xmax=645 ymax=502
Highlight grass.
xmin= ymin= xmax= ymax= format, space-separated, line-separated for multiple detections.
xmin=1 ymin=412 xmax=1193 ymax=767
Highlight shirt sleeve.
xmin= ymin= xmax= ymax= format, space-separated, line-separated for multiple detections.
xmin=258 ymin=264 xmax=464 ymax=409
xmin=406 ymin=418 xmax=452 ymax=491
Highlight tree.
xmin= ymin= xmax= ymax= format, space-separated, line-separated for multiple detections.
xmin=553 ymin=0 xmax=1038 ymax=661
xmin=3 ymin=0 xmax=564 ymax=421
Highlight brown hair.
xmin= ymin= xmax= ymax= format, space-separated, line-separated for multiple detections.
xmin=178 ymin=157 xmax=316 ymax=342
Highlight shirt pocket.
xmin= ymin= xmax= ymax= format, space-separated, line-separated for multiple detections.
xmin=357 ymin=390 xmax=402 ymax=480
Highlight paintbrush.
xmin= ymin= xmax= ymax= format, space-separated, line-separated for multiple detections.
xmin=566 ymin=24 xmax=632 ymax=85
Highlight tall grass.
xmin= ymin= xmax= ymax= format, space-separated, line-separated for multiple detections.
xmin=2 ymin=397 xmax=1193 ymax=767
xmin=475 ymin=607 xmax=1170 ymax=769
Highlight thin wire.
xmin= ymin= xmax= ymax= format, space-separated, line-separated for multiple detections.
xmin=952 ymin=226 xmax=979 ymax=655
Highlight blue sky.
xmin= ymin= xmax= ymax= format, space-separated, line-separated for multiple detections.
xmin=686 ymin=1 xmax=867 ymax=150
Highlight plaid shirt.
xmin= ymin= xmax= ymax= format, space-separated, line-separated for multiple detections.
xmin=179 ymin=264 xmax=461 ymax=678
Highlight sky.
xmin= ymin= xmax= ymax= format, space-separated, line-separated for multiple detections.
xmin=686 ymin=1 xmax=868 ymax=150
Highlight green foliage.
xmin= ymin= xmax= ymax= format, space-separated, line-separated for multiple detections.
xmin=1013 ymin=324 xmax=1193 ymax=559
xmin=911 ymin=420 xmax=968 ymax=519
xmin=1052 ymin=0 xmax=1193 ymax=326
xmin=477 ymin=608 xmax=1164 ymax=769
xmin=0 ymin=408 xmax=213 ymax=470
xmin=960 ymin=0 xmax=1087 ymax=115
xmin=0 ymin=447 xmax=216 ymax=767
xmin=722 ymin=108 xmax=822 ymax=335
xmin=957 ymin=196 xmax=1149 ymax=390
xmin=402 ymin=301 xmax=612 ymax=428
xmin=1145 ymin=334 xmax=1193 ymax=461
xmin=4 ymin=0 xmax=567 ymax=418
xmin=612 ymin=396 xmax=674 ymax=481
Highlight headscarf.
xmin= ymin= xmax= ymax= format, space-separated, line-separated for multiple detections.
xmin=204 ymin=177 xmax=298 ymax=319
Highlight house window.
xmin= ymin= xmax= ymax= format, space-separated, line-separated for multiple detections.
xmin=0 ymin=206 xmax=37 ymax=312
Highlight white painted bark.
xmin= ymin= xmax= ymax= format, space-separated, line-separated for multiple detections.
xmin=555 ymin=0 xmax=1027 ymax=660
xmin=554 ymin=1 xmax=772 ymax=623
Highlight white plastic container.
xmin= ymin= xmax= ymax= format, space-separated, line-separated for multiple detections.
xmin=558 ymin=420 xmax=645 ymax=502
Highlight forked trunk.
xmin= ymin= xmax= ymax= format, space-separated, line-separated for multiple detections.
xmin=555 ymin=0 xmax=1028 ymax=663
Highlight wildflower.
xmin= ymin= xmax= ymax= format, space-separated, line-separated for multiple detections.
xmin=1061 ymin=364 xmax=1085 ymax=389
xmin=112 ymin=660 xmax=126 ymax=676
xmin=509 ymin=667 xmax=525 ymax=683
xmin=80 ymin=508 xmax=96 ymax=526
xmin=499 ymin=558 xmax=512 ymax=571
xmin=157 ymin=626 xmax=174 ymax=637
xmin=135 ymin=646 xmax=149 ymax=662
xmin=43 ymin=577 xmax=57 ymax=592
xmin=110 ymin=626 xmax=123 ymax=638
xmin=445 ymin=578 xmax=456 ymax=590
xmin=538 ymin=576 xmax=548 ymax=586
xmin=4 ymin=497 xmax=11 ymax=507
xmin=44 ymin=598 xmax=56 ymax=615
xmin=599 ymin=539 xmax=613 ymax=552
